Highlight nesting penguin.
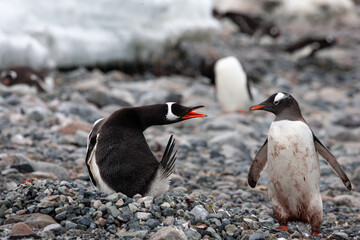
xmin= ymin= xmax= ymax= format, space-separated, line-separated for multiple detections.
xmin=85 ymin=103 xmax=207 ymax=197
xmin=0 ymin=66 xmax=53 ymax=92
xmin=214 ymin=56 xmax=253 ymax=113
xmin=284 ymin=36 xmax=336 ymax=59
xmin=248 ymin=92 xmax=352 ymax=236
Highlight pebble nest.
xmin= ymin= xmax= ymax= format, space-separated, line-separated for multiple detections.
xmin=1 ymin=16 xmax=360 ymax=240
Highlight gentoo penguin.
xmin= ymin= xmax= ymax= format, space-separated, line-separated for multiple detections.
xmin=248 ymin=92 xmax=352 ymax=236
xmin=85 ymin=103 xmax=207 ymax=197
xmin=284 ymin=36 xmax=336 ymax=59
xmin=0 ymin=66 xmax=53 ymax=92
xmin=212 ymin=9 xmax=280 ymax=39
xmin=214 ymin=56 xmax=253 ymax=113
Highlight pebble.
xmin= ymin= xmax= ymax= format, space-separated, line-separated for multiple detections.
xmin=135 ymin=212 xmax=152 ymax=221
xmin=189 ymin=205 xmax=209 ymax=223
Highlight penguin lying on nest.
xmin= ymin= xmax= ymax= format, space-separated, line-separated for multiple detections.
xmin=85 ymin=103 xmax=207 ymax=197
xmin=248 ymin=92 xmax=352 ymax=236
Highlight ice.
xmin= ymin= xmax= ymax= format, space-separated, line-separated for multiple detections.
xmin=0 ymin=0 xmax=219 ymax=69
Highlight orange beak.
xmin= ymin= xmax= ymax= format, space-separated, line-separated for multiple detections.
xmin=250 ymin=104 xmax=265 ymax=111
xmin=182 ymin=107 xmax=207 ymax=119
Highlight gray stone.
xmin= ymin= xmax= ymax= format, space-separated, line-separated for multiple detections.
xmin=149 ymin=226 xmax=186 ymax=240
xmin=206 ymin=227 xmax=222 ymax=240
xmin=145 ymin=218 xmax=160 ymax=228
xmin=185 ymin=228 xmax=202 ymax=240
xmin=105 ymin=193 xmax=119 ymax=202
xmin=163 ymin=208 xmax=175 ymax=216
xmin=107 ymin=206 xmax=121 ymax=218
xmin=189 ymin=205 xmax=209 ymax=223
xmin=135 ymin=212 xmax=152 ymax=221
xmin=64 ymin=221 xmax=77 ymax=230
xmin=249 ymin=231 xmax=265 ymax=240
xmin=330 ymin=231 xmax=350 ymax=240
xmin=42 ymin=223 xmax=66 ymax=235
xmin=116 ymin=230 xmax=148 ymax=238
xmin=225 ymin=224 xmax=237 ymax=236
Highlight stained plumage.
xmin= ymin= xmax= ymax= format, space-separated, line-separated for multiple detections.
xmin=85 ymin=103 xmax=207 ymax=197
xmin=248 ymin=92 xmax=352 ymax=236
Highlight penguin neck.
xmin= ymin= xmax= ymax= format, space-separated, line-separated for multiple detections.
xmin=275 ymin=106 xmax=305 ymax=122
xmin=131 ymin=105 xmax=168 ymax=131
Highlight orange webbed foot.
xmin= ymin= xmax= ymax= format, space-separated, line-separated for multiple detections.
xmin=274 ymin=225 xmax=289 ymax=232
xmin=312 ymin=232 xmax=322 ymax=237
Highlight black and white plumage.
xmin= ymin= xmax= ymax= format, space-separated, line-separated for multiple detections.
xmin=248 ymin=92 xmax=352 ymax=236
xmin=0 ymin=66 xmax=53 ymax=92
xmin=284 ymin=36 xmax=336 ymax=59
xmin=85 ymin=103 xmax=207 ymax=197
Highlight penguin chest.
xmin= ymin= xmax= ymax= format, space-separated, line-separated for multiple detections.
xmin=215 ymin=71 xmax=251 ymax=112
xmin=267 ymin=120 xmax=321 ymax=215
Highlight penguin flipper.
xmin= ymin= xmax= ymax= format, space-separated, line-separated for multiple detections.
xmin=85 ymin=135 xmax=97 ymax=186
xmin=313 ymin=134 xmax=352 ymax=191
xmin=159 ymin=135 xmax=177 ymax=179
xmin=248 ymin=139 xmax=268 ymax=188
xmin=85 ymin=118 xmax=105 ymax=187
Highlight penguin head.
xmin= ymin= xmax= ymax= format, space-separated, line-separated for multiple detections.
xmin=165 ymin=102 xmax=207 ymax=123
xmin=0 ymin=70 xmax=17 ymax=86
xmin=249 ymin=92 xmax=300 ymax=116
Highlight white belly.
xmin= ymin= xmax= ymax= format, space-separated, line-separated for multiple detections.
xmin=215 ymin=59 xmax=251 ymax=112
xmin=267 ymin=120 xmax=321 ymax=216
xmin=88 ymin=144 xmax=115 ymax=194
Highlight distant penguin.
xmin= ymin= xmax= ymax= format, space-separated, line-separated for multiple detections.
xmin=213 ymin=9 xmax=280 ymax=39
xmin=85 ymin=103 xmax=207 ymax=197
xmin=214 ymin=56 xmax=253 ymax=113
xmin=0 ymin=66 xmax=53 ymax=92
xmin=248 ymin=92 xmax=352 ymax=236
xmin=284 ymin=36 xmax=336 ymax=59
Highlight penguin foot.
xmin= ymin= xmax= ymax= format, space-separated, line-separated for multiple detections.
xmin=312 ymin=232 xmax=322 ymax=237
xmin=274 ymin=225 xmax=289 ymax=232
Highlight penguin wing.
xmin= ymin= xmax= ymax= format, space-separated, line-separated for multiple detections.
xmin=248 ymin=139 xmax=268 ymax=188
xmin=85 ymin=134 xmax=98 ymax=186
xmin=313 ymin=134 xmax=352 ymax=191
xmin=85 ymin=118 xmax=105 ymax=187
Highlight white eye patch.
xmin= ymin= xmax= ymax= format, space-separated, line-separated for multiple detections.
xmin=274 ymin=92 xmax=286 ymax=103
xmin=166 ymin=102 xmax=179 ymax=121
xmin=1 ymin=70 xmax=17 ymax=79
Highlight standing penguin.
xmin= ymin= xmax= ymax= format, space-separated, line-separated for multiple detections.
xmin=214 ymin=56 xmax=253 ymax=113
xmin=85 ymin=103 xmax=207 ymax=197
xmin=248 ymin=92 xmax=352 ymax=236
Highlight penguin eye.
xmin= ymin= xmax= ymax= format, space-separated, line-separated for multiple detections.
xmin=274 ymin=101 xmax=279 ymax=105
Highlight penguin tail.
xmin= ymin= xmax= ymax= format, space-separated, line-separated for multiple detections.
xmin=159 ymin=135 xmax=177 ymax=179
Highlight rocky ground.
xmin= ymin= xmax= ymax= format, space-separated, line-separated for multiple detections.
xmin=1 ymin=9 xmax=360 ymax=240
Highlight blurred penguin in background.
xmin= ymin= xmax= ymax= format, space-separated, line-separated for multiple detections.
xmin=213 ymin=56 xmax=253 ymax=113
xmin=0 ymin=66 xmax=54 ymax=92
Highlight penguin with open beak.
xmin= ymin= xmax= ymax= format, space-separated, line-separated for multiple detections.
xmin=85 ymin=102 xmax=207 ymax=197
xmin=248 ymin=92 xmax=352 ymax=236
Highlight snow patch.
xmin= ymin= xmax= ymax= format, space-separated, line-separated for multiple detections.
xmin=0 ymin=0 xmax=219 ymax=69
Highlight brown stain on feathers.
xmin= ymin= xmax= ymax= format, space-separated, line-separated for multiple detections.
xmin=271 ymin=143 xmax=286 ymax=158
